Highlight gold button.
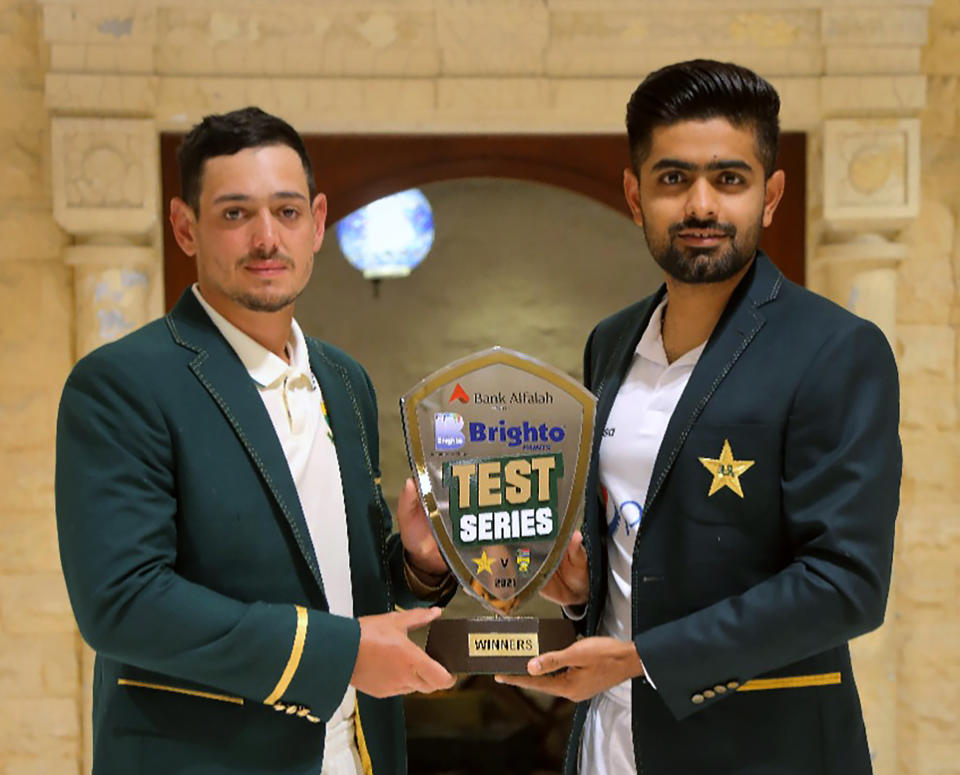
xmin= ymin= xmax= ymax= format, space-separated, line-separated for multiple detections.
xmin=297 ymin=707 xmax=310 ymax=718
xmin=691 ymin=693 xmax=705 ymax=704
xmin=727 ymin=681 xmax=740 ymax=690
xmin=703 ymin=690 xmax=715 ymax=699
xmin=307 ymin=715 xmax=320 ymax=724
xmin=273 ymin=703 xmax=287 ymax=712
xmin=714 ymin=685 xmax=727 ymax=694
xmin=285 ymin=705 xmax=299 ymax=715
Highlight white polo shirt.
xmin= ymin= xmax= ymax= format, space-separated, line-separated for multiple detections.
xmin=192 ymin=287 xmax=361 ymax=775
xmin=581 ymin=296 xmax=705 ymax=775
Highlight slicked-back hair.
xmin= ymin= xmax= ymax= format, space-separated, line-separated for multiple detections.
xmin=177 ymin=106 xmax=317 ymax=212
xmin=626 ymin=60 xmax=781 ymax=178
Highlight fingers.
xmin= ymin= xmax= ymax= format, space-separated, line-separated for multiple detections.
xmin=567 ymin=530 xmax=587 ymax=567
xmin=494 ymin=672 xmax=570 ymax=698
xmin=410 ymin=653 xmax=455 ymax=693
xmin=396 ymin=606 xmax=443 ymax=632
xmin=528 ymin=647 xmax=575 ymax=676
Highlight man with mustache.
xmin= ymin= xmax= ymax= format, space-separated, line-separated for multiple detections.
xmin=499 ymin=60 xmax=901 ymax=775
xmin=55 ymin=107 xmax=456 ymax=775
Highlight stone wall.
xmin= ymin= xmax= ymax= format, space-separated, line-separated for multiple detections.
xmin=0 ymin=1 xmax=78 ymax=774
xmin=0 ymin=0 xmax=957 ymax=773
xmin=895 ymin=1 xmax=960 ymax=771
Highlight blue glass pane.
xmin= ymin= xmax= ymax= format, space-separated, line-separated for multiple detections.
xmin=336 ymin=189 xmax=434 ymax=278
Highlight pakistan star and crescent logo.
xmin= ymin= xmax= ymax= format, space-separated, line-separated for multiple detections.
xmin=699 ymin=439 xmax=755 ymax=498
xmin=472 ymin=549 xmax=493 ymax=575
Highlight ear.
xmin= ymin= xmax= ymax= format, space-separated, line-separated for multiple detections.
xmin=622 ymin=168 xmax=644 ymax=228
xmin=311 ymin=193 xmax=327 ymax=253
xmin=169 ymin=198 xmax=198 ymax=257
xmin=761 ymin=169 xmax=786 ymax=228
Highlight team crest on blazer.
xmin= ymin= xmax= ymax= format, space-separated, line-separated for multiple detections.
xmin=699 ymin=439 xmax=755 ymax=498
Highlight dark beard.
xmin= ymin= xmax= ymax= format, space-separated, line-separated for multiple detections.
xmin=644 ymin=213 xmax=762 ymax=284
xmin=232 ymin=290 xmax=302 ymax=313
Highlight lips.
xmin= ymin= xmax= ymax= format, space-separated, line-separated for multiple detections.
xmin=243 ymin=259 xmax=290 ymax=276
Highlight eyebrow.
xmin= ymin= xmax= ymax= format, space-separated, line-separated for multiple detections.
xmin=211 ymin=191 xmax=309 ymax=205
xmin=651 ymin=158 xmax=754 ymax=173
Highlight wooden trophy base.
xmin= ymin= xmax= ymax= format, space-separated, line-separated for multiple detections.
xmin=425 ymin=617 xmax=576 ymax=675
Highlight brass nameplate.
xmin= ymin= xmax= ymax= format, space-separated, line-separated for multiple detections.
xmin=467 ymin=633 xmax=539 ymax=657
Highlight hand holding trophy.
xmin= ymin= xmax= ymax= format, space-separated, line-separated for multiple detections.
xmin=401 ymin=347 xmax=596 ymax=674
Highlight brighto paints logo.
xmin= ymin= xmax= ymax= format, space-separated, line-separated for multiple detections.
xmin=434 ymin=412 xmax=465 ymax=451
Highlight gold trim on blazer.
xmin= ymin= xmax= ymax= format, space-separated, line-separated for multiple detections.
xmin=738 ymin=672 xmax=842 ymax=692
xmin=355 ymin=697 xmax=374 ymax=775
xmin=118 ymin=679 xmax=244 ymax=705
xmin=265 ymin=605 xmax=308 ymax=704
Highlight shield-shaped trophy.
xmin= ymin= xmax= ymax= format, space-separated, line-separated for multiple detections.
xmin=401 ymin=347 xmax=596 ymax=674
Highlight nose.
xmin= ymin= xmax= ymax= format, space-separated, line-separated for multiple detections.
xmin=684 ymin=178 xmax=718 ymax=221
xmin=250 ymin=209 xmax=279 ymax=256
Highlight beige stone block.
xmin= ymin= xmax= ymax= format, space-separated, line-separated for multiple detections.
xmin=825 ymin=46 xmax=922 ymax=75
xmin=0 ymin=0 xmax=42 ymax=72
xmin=822 ymin=8 xmax=928 ymax=46
xmin=900 ymin=377 xmax=957 ymax=430
xmin=0 ymin=513 xmax=61 ymax=574
xmin=0 ymin=381 xmax=60 ymax=445
xmin=0 ymin=698 xmax=78 ymax=757
xmin=900 ymin=430 xmax=960 ymax=492
xmin=0 ymin=450 xmax=56 ymax=515
xmin=42 ymin=1 xmax=157 ymax=44
xmin=897 ymin=255 xmax=955 ymax=325
xmin=0 ymin=632 xmax=78 ymax=697
xmin=821 ymin=76 xmax=927 ymax=115
xmin=5 ymin=755 xmax=81 ymax=775
xmin=0 ymin=260 xmax=73 ymax=352
xmin=44 ymin=73 xmax=158 ymax=115
xmin=921 ymin=77 xmax=958 ymax=138
xmin=0 ymin=211 xmax=66 ymax=262
xmin=50 ymin=41 xmax=154 ymax=73
xmin=0 ymin=572 xmax=76 ymax=635
xmin=438 ymin=1 xmax=548 ymax=75
xmin=925 ymin=28 xmax=960 ymax=77
xmin=0 ymin=87 xmax=46 ymax=133
xmin=897 ymin=325 xmax=956 ymax=381
xmin=0 ymin=130 xmax=50 ymax=204
xmin=544 ymin=45 xmax=823 ymax=78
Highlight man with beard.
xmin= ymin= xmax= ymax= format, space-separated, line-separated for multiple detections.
xmin=55 ymin=107 xmax=456 ymax=775
xmin=498 ymin=60 xmax=901 ymax=775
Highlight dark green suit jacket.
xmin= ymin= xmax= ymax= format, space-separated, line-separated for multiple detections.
xmin=56 ymin=289 xmax=431 ymax=775
xmin=566 ymin=254 xmax=901 ymax=774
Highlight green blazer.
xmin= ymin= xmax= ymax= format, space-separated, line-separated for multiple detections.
xmin=56 ymin=289 xmax=431 ymax=775
xmin=566 ymin=254 xmax=901 ymax=774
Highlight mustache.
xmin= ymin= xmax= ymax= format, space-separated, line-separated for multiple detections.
xmin=669 ymin=218 xmax=736 ymax=237
xmin=237 ymin=250 xmax=294 ymax=267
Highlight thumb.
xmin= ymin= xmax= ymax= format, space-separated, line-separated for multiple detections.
xmin=567 ymin=530 xmax=586 ymax=566
xmin=528 ymin=647 xmax=573 ymax=676
xmin=397 ymin=606 xmax=442 ymax=632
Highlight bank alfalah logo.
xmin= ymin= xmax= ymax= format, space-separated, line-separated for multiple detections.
xmin=449 ymin=383 xmax=470 ymax=404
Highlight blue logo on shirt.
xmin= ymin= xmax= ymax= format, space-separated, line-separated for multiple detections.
xmin=607 ymin=500 xmax=643 ymax=537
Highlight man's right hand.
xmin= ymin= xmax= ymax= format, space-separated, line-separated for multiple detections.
xmin=350 ymin=607 xmax=454 ymax=698
xmin=540 ymin=529 xmax=589 ymax=606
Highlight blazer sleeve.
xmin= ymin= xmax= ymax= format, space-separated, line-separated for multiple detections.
xmin=633 ymin=320 xmax=902 ymax=720
xmin=56 ymin=352 xmax=361 ymax=722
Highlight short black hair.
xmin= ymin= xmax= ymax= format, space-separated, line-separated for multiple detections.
xmin=626 ymin=59 xmax=781 ymax=177
xmin=176 ymin=106 xmax=317 ymax=211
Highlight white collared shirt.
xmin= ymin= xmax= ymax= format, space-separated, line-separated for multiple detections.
xmin=191 ymin=286 xmax=360 ymax=775
xmin=581 ymin=296 xmax=705 ymax=775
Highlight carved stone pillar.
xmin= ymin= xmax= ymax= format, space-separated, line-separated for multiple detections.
xmin=814 ymin=116 xmax=921 ymax=775
xmin=50 ymin=118 xmax=162 ymax=359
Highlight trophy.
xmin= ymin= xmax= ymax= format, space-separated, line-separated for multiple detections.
xmin=401 ymin=347 xmax=596 ymax=674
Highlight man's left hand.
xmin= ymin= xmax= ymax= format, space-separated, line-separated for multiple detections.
xmin=396 ymin=477 xmax=448 ymax=578
xmin=495 ymin=637 xmax=644 ymax=702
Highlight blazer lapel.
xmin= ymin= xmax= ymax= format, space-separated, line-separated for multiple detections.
xmin=305 ymin=342 xmax=382 ymax=598
xmin=641 ymin=254 xmax=784 ymax=525
xmin=164 ymin=290 xmax=326 ymax=595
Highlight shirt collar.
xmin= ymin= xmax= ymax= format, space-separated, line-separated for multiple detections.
xmin=635 ymin=295 xmax=706 ymax=368
xmin=191 ymin=284 xmax=314 ymax=388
